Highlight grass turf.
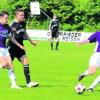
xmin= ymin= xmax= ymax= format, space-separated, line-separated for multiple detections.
xmin=0 ymin=41 xmax=100 ymax=100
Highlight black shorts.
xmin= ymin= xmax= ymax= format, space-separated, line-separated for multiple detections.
xmin=9 ymin=46 xmax=26 ymax=61
xmin=52 ymin=33 xmax=59 ymax=38
xmin=51 ymin=28 xmax=59 ymax=38
xmin=51 ymin=30 xmax=59 ymax=39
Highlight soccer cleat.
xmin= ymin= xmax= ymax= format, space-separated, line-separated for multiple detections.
xmin=55 ymin=48 xmax=58 ymax=50
xmin=27 ymin=81 xmax=39 ymax=87
xmin=87 ymin=88 xmax=93 ymax=92
xmin=11 ymin=85 xmax=22 ymax=89
xmin=50 ymin=46 xmax=53 ymax=50
xmin=78 ymin=74 xmax=86 ymax=81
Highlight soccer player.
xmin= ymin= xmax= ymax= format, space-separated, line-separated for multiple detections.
xmin=77 ymin=31 xmax=100 ymax=83
xmin=0 ymin=11 xmax=24 ymax=89
xmin=8 ymin=9 xmax=39 ymax=87
xmin=49 ymin=15 xmax=60 ymax=50
xmin=87 ymin=75 xmax=100 ymax=92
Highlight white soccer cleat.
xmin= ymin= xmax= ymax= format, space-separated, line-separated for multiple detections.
xmin=27 ymin=81 xmax=39 ymax=87
xmin=11 ymin=85 xmax=22 ymax=89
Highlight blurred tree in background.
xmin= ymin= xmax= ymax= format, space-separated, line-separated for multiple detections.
xmin=0 ymin=0 xmax=100 ymax=32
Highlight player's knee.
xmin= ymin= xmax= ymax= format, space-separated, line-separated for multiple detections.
xmin=56 ymin=38 xmax=59 ymax=42
xmin=1 ymin=61 xmax=8 ymax=67
xmin=8 ymin=64 xmax=13 ymax=68
xmin=50 ymin=39 xmax=53 ymax=43
xmin=91 ymin=70 xmax=96 ymax=74
xmin=89 ymin=67 xmax=96 ymax=74
xmin=23 ymin=61 xmax=29 ymax=65
xmin=22 ymin=59 xmax=29 ymax=65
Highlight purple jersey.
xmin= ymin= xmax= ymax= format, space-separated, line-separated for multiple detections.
xmin=0 ymin=23 xmax=11 ymax=48
xmin=88 ymin=31 xmax=100 ymax=52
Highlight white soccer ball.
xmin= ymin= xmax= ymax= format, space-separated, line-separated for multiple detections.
xmin=75 ymin=83 xmax=85 ymax=94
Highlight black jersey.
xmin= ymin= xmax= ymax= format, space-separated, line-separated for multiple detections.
xmin=9 ymin=20 xmax=26 ymax=46
xmin=50 ymin=20 xmax=59 ymax=31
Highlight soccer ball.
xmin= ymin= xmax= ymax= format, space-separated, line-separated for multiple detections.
xmin=75 ymin=83 xmax=85 ymax=94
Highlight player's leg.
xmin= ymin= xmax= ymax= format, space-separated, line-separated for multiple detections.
xmin=0 ymin=48 xmax=10 ymax=68
xmin=0 ymin=48 xmax=21 ymax=89
xmin=50 ymin=36 xmax=54 ymax=50
xmin=20 ymin=55 xmax=39 ymax=87
xmin=55 ymin=33 xmax=59 ymax=50
xmin=0 ymin=56 xmax=8 ymax=68
xmin=20 ymin=55 xmax=30 ymax=84
xmin=87 ymin=75 xmax=100 ymax=92
xmin=6 ymin=55 xmax=21 ymax=89
xmin=78 ymin=53 xmax=98 ymax=81
xmin=78 ymin=66 xmax=96 ymax=81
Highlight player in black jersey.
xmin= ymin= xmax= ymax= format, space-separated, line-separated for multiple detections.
xmin=49 ymin=15 xmax=60 ymax=50
xmin=8 ymin=9 xmax=39 ymax=87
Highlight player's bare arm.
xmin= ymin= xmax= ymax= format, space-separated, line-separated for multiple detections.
xmin=24 ymin=32 xmax=36 ymax=46
xmin=10 ymin=36 xmax=25 ymax=50
xmin=77 ymin=39 xmax=90 ymax=47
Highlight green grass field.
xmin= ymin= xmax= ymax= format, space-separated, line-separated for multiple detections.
xmin=0 ymin=41 xmax=100 ymax=100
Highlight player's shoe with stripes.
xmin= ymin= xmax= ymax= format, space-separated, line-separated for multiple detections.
xmin=11 ymin=85 xmax=22 ymax=89
xmin=78 ymin=74 xmax=86 ymax=81
xmin=27 ymin=81 xmax=39 ymax=87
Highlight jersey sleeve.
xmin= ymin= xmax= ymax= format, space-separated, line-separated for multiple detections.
xmin=88 ymin=32 xmax=97 ymax=43
xmin=7 ymin=26 xmax=12 ymax=38
xmin=49 ymin=20 xmax=52 ymax=30
xmin=11 ymin=22 xmax=17 ymax=28
xmin=10 ymin=22 xmax=18 ymax=34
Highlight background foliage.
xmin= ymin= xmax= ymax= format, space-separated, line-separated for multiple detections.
xmin=0 ymin=0 xmax=100 ymax=32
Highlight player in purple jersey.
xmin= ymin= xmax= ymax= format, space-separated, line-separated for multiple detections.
xmin=77 ymin=31 xmax=100 ymax=91
xmin=0 ymin=11 xmax=24 ymax=89
xmin=8 ymin=9 xmax=39 ymax=87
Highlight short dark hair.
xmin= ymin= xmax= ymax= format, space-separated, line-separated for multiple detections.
xmin=15 ymin=9 xmax=24 ymax=16
xmin=15 ymin=5 xmax=23 ymax=11
xmin=0 ymin=11 xmax=9 ymax=17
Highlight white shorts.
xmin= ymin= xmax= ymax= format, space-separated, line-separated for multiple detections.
xmin=89 ymin=52 xmax=100 ymax=68
xmin=0 ymin=48 xmax=10 ymax=57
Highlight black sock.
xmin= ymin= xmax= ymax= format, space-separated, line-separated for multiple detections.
xmin=56 ymin=41 xmax=59 ymax=50
xmin=51 ymin=43 xmax=53 ymax=50
xmin=24 ymin=64 xmax=31 ymax=84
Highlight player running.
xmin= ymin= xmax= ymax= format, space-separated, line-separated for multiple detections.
xmin=8 ymin=9 xmax=39 ymax=87
xmin=0 ymin=11 xmax=24 ymax=89
xmin=77 ymin=31 xmax=100 ymax=85
xmin=49 ymin=15 xmax=60 ymax=50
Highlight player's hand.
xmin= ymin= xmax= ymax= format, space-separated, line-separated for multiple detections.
xmin=76 ymin=42 xmax=81 ymax=47
xmin=31 ymin=41 xmax=37 ymax=46
xmin=11 ymin=27 xmax=17 ymax=32
xmin=47 ymin=32 xmax=51 ymax=36
xmin=19 ymin=45 xmax=25 ymax=50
